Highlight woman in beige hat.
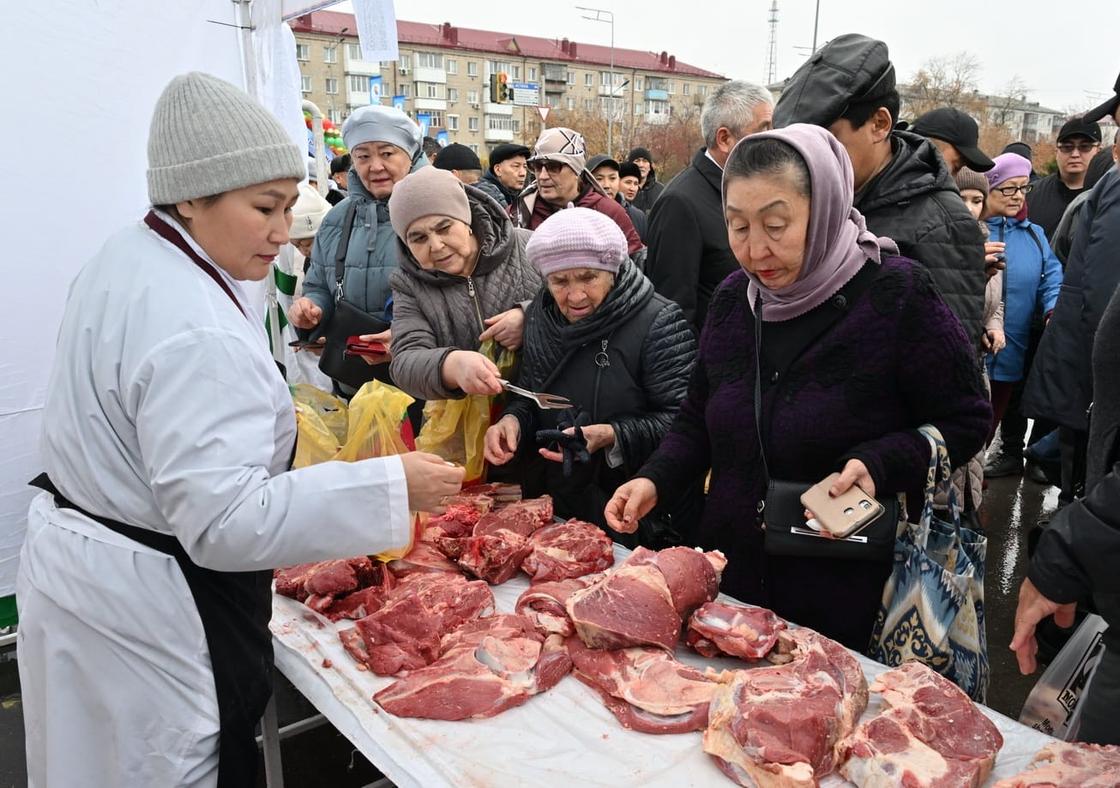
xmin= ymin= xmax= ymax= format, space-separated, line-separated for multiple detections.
xmin=17 ymin=72 xmax=462 ymax=787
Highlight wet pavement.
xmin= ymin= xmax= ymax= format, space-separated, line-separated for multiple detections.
xmin=0 ymin=458 xmax=1062 ymax=787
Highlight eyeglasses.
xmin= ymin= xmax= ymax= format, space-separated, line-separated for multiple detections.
xmin=528 ymin=160 xmax=568 ymax=175
xmin=995 ymin=184 xmax=1034 ymax=196
xmin=1057 ymin=141 xmax=1099 ymax=154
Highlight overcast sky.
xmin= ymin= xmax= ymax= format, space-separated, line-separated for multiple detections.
xmin=330 ymin=0 xmax=1117 ymax=115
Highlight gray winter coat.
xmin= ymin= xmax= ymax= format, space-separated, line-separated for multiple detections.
xmin=389 ymin=186 xmax=540 ymax=401
xmin=303 ymin=158 xmax=427 ymax=327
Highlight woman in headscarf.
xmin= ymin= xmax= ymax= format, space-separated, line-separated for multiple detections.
xmin=17 ymin=73 xmax=462 ymax=787
xmin=606 ymin=125 xmax=991 ymax=650
xmin=484 ymin=208 xmax=699 ymax=548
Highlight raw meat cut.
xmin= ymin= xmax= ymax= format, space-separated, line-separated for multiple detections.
xmin=566 ymin=546 xmax=726 ymax=650
xmin=341 ymin=573 xmax=494 ymax=675
xmin=274 ymin=556 xmax=379 ymax=603
xmin=472 ymin=495 xmax=553 ymax=538
xmin=314 ymin=582 xmax=394 ymax=621
xmin=704 ymin=628 xmax=869 ymax=787
xmin=423 ymin=500 xmax=489 ymax=540
xmin=840 ymin=661 xmax=1003 ymax=788
xmin=515 ymin=576 xmax=599 ymax=637
xmin=567 ymin=637 xmax=728 ymax=735
xmin=374 ymin=614 xmax=572 ymax=720
xmin=386 ymin=540 xmax=461 ymax=577
xmin=993 ymin=741 xmax=1120 ymax=787
xmin=521 ymin=520 xmax=615 ymax=582
xmin=686 ymin=601 xmax=786 ymax=660
xmin=457 ymin=531 xmax=534 ymax=585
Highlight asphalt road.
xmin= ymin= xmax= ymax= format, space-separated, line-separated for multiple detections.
xmin=0 ymin=465 xmax=1062 ymax=787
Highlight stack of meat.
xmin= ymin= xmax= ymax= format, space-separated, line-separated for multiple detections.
xmin=274 ymin=556 xmax=394 ymax=621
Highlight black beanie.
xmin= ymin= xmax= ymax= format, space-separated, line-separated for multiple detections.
xmin=618 ymin=161 xmax=642 ymax=180
xmin=627 ymin=146 xmax=654 ymax=164
xmin=433 ymin=143 xmax=482 ymax=171
xmin=488 ymin=143 xmax=531 ymax=172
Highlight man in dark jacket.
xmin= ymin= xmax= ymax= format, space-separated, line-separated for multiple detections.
xmin=477 ymin=142 xmax=530 ymax=208
xmin=1026 ymin=117 xmax=1103 ymax=240
xmin=588 ymin=154 xmax=648 ymax=242
xmin=1013 ymin=278 xmax=1120 ymax=746
xmin=644 ymin=80 xmax=774 ymax=330
xmin=910 ymin=107 xmax=994 ymax=176
xmin=626 ymin=146 xmax=664 ymax=212
xmin=773 ymin=34 xmax=986 ymax=345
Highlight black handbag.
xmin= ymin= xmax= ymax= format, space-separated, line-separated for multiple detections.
xmin=314 ymin=201 xmax=392 ymax=390
xmin=751 ymin=297 xmax=899 ymax=561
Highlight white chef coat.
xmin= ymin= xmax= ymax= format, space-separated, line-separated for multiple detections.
xmin=17 ymin=212 xmax=412 ymax=787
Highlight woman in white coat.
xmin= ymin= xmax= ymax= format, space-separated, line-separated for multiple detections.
xmin=16 ymin=72 xmax=464 ymax=787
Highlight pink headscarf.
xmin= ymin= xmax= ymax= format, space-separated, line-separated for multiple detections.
xmin=723 ymin=124 xmax=898 ymax=322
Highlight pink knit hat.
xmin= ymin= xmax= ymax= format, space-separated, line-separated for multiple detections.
xmin=985 ymin=153 xmax=1033 ymax=188
xmin=525 ymin=207 xmax=628 ymax=277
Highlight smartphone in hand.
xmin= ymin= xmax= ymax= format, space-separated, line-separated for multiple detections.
xmin=800 ymin=473 xmax=885 ymax=539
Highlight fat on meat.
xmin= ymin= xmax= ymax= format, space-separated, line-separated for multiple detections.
xmin=387 ymin=540 xmax=461 ymax=577
xmin=686 ymin=601 xmax=786 ymax=660
xmin=521 ymin=520 xmax=614 ymax=582
xmin=457 ymin=531 xmax=534 ymax=584
xmin=567 ymin=637 xmax=729 ymax=735
xmin=992 ymin=741 xmax=1120 ymax=788
xmin=374 ymin=614 xmax=572 ymax=720
xmin=472 ymin=496 xmax=553 ymax=538
xmin=703 ymin=628 xmax=869 ymax=787
xmin=840 ymin=661 xmax=1004 ymax=788
xmin=514 ymin=575 xmax=600 ymax=637
xmin=341 ymin=573 xmax=494 ymax=675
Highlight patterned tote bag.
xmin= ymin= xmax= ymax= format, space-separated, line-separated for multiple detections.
xmin=868 ymin=425 xmax=990 ymax=702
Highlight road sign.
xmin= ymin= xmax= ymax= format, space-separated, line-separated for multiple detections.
xmin=537 ymin=106 xmax=551 ymax=124
xmin=511 ymin=82 xmax=540 ymax=107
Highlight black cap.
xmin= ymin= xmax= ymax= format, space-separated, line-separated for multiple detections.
xmin=618 ymin=161 xmax=642 ymax=180
xmin=910 ymin=107 xmax=995 ymax=172
xmin=487 ymin=143 xmax=531 ymax=172
xmin=587 ymin=154 xmax=620 ymax=173
xmin=1002 ymin=141 xmax=1032 ymax=159
xmin=433 ymin=143 xmax=482 ymax=171
xmin=627 ymin=146 xmax=654 ymax=163
xmin=1056 ymin=116 xmax=1102 ymax=144
xmin=773 ymin=34 xmax=896 ymax=128
xmin=1082 ymin=71 xmax=1120 ymax=124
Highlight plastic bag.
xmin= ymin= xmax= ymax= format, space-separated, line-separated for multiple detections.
xmin=292 ymin=400 xmax=343 ymax=469
xmin=415 ymin=340 xmax=516 ymax=484
xmin=1018 ymin=613 xmax=1109 ymax=740
xmin=291 ymin=383 xmax=349 ymax=446
xmin=335 ymin=380 xmax=416 ymax=462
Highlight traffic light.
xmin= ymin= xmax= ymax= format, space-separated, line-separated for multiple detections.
xmin=490 ymin=72 xmax=512 ymax=104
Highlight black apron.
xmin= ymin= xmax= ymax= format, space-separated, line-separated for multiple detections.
xmin=29 ymin=210 xmax=276 ymax=786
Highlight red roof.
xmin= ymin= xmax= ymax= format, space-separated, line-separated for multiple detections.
xmin=290 ymin=11 xmax=725 ymax=80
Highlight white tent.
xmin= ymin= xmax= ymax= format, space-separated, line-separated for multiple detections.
xmin=0 ymin=0 xmax=320 ymax=604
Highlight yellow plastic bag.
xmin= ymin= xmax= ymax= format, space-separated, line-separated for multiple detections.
xmin=292 ymin=401 xmax=343 ymax=469
xmin=291 ymin=384 xmax=349 ymax=446
xmin=415 ymin=340 xmax=516 ymax=483
xmin=335 ymin=380 xmax=416 ymax=462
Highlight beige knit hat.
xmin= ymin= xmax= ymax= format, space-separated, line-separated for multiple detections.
xmin=529 ymin=127 xmax=587 ymax=174
xmin=387 ymin=166 xmax=472 ymax=240
xmin=289 ymin=183 xmax=333 ymax=240
xmin=147 ymin=72 xmax=305 ymax=204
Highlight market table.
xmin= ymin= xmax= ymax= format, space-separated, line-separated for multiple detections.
xmin=265 ymin=545 xmax=1055 ymax=787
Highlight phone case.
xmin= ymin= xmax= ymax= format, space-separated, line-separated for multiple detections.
xmin=799 ymin=473 xmax=885 ymax=539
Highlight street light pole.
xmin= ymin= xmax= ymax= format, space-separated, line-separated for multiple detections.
xmin=811 ymin=0 xmax=821 ymax=54
xmin=577 ymin=6 xmax=615 ymax=156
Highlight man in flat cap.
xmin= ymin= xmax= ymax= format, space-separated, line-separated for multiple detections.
xmin=774 ymin=34 xmax=987 ymax=346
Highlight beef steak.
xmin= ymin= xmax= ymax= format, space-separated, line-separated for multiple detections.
xmin=515 ymin=576 xmax=600 ymax=637
xmin=521 ymin=519 xmax=614 ymax=582
xmin=686 ymin=601 xmax=786 ymax=660
xmin=840 ymin=661 xmax=1004 ymax=788
xmin=993 ymin=741 xmax=1120 ymax=788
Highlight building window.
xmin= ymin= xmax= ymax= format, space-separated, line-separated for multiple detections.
xmin=584 ymin=98 xmax=594 ymax=112
xmin=418 ymin=82 xmax=445 ymax=99
xmin=635 ymin=77 xmax=643 ymax=91
xmin=585 ymin=73 xmax=594 ymax=87
xmin=468 ymin=117 xmax=480 ymax=132
xmin=416 ymin=52 xmax=442 ymax=69
xmin=529 ymin=67 xmax=537 ymax=81
xmin=296 ymin=43 xmax=310 ymax=61
xmin=468 ymin=143 xmax=479 ymax=154
xmin=467 ymin=61 xmax=479 ymax=77
xmin=428 ymin=112 xmax=445 ymax=128
xmin=488 ymin=60 xmax=513 ymax=75
xmin=567 ymin=97 xmax=575 ymax=110
xmin=512 ymin=119 xmax=521 ymax=133
xmin=668 ymin=81 xmax=675 ymax=94
xmin=347 ymin=43 xmax=363 ymax=60
xmin=568 ymin=71 xmax=576 ymax=85
xmin=467 ymin=89 xmax=480 ymax=105
xmin=683 ymin=83 xmax=690 ymax=96
xmin=634 ymin=102 xmax=642 ymax=115
xmin=448 ymin=114 xmax=460 ymax=131
xmin=301 ymin=75 xmax=312 ymax=93
xmin=347 ymin=75 xmax=368 ymax=93
xmin=547 ymin=95 xmax=561 ymax=108
xmin=487 ymin=116 xmax=513 ymax=131
xmin=699 ymin=84 xmax=708 ymax=97
xmin=512 ymin=65 xmax=521 ymax=79
xmin=325 ymin=77 xmax=338 ymax=95
xmin=448 ymin=87 xmax=459 ymax=103
xmin=328 ymin=109 xmax=342 ymax=124
xmin=447 ymin=59 xmax=458 ymax=75
xmin=399 ymin=83 xmax=412 ymax=98
xmin=324 ymin=45 xmax=337 ymax=64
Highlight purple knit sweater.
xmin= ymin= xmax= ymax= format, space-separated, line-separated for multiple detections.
xmin=640 ymin=257 xmax=992 ymax=649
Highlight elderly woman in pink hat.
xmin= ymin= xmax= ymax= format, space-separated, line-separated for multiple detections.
xmin=483 ymin=207 xmax=698 ymax=547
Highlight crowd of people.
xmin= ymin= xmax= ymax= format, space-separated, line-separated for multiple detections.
xmin=16 ymin=34 xmax=1120 ymax=786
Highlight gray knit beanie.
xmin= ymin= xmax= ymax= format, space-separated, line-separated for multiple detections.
xmin=388 ymin=166 xmax=472 ymax=240
xmin=954 ymin=166 xmax=989 ymax=197
xmin=147 ymin=72 xmax=305 ymax=205
xmin=342 ymin=105 xmax=423 ymax=160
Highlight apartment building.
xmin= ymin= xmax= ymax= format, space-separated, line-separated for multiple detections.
xmin=290 ymin=11 xmax=726 ymax=159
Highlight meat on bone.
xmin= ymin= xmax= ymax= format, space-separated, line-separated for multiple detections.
xmin=686 ymin=601 xmax=787 ymax=660
xmin=521 ymin=519 xmax=615 ymax=582
xmin=514 ymin=575 xmax=601 ymax=637
xmin=992 ymin=741 xmax=1120 ymax=788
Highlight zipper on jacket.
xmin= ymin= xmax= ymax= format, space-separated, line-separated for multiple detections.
xmin=591 ymin=338 xmax=611 ymax=420
xmin=466 ymin=276 xmax=485 ymax=335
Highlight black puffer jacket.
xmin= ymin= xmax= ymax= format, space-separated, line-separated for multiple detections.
xmin=631 ymin=171 xmax=664 ymax=212
xmin=856 ymin=131 xmax=986 ymax=344
xmin=502 ymin=260 xmax=698 ymax=543
xmin=1023 ymin=168 xmax=1120 ymax=432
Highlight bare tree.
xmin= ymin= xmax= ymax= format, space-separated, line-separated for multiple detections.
xmin=989 ymin=75 xmax=1030 ymax=128
xmin=905 ymin=52 xmax=984 ymax=117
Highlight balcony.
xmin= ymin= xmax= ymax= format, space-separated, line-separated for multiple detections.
xmin=645 ymin=89 xmax=669 ymax=101
xmin=414 ymin=97 xmax=447 ymax=111
xmin=347 ymin=90 xmax=373 ymax=108
xmin=484 ymin=103 xmax=513 ymax=116
xmin=345 ymin=53 xmax=381 ymax=77
xmin=412 ymin=66 xmax=446 ymax=84
xmin=645 ymin=112 xmax=670 ymax=125
xmin=484 ymin=127 xmax=515 ymax=142
xmin=543 ymin=67 xmax=568 ymax=83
